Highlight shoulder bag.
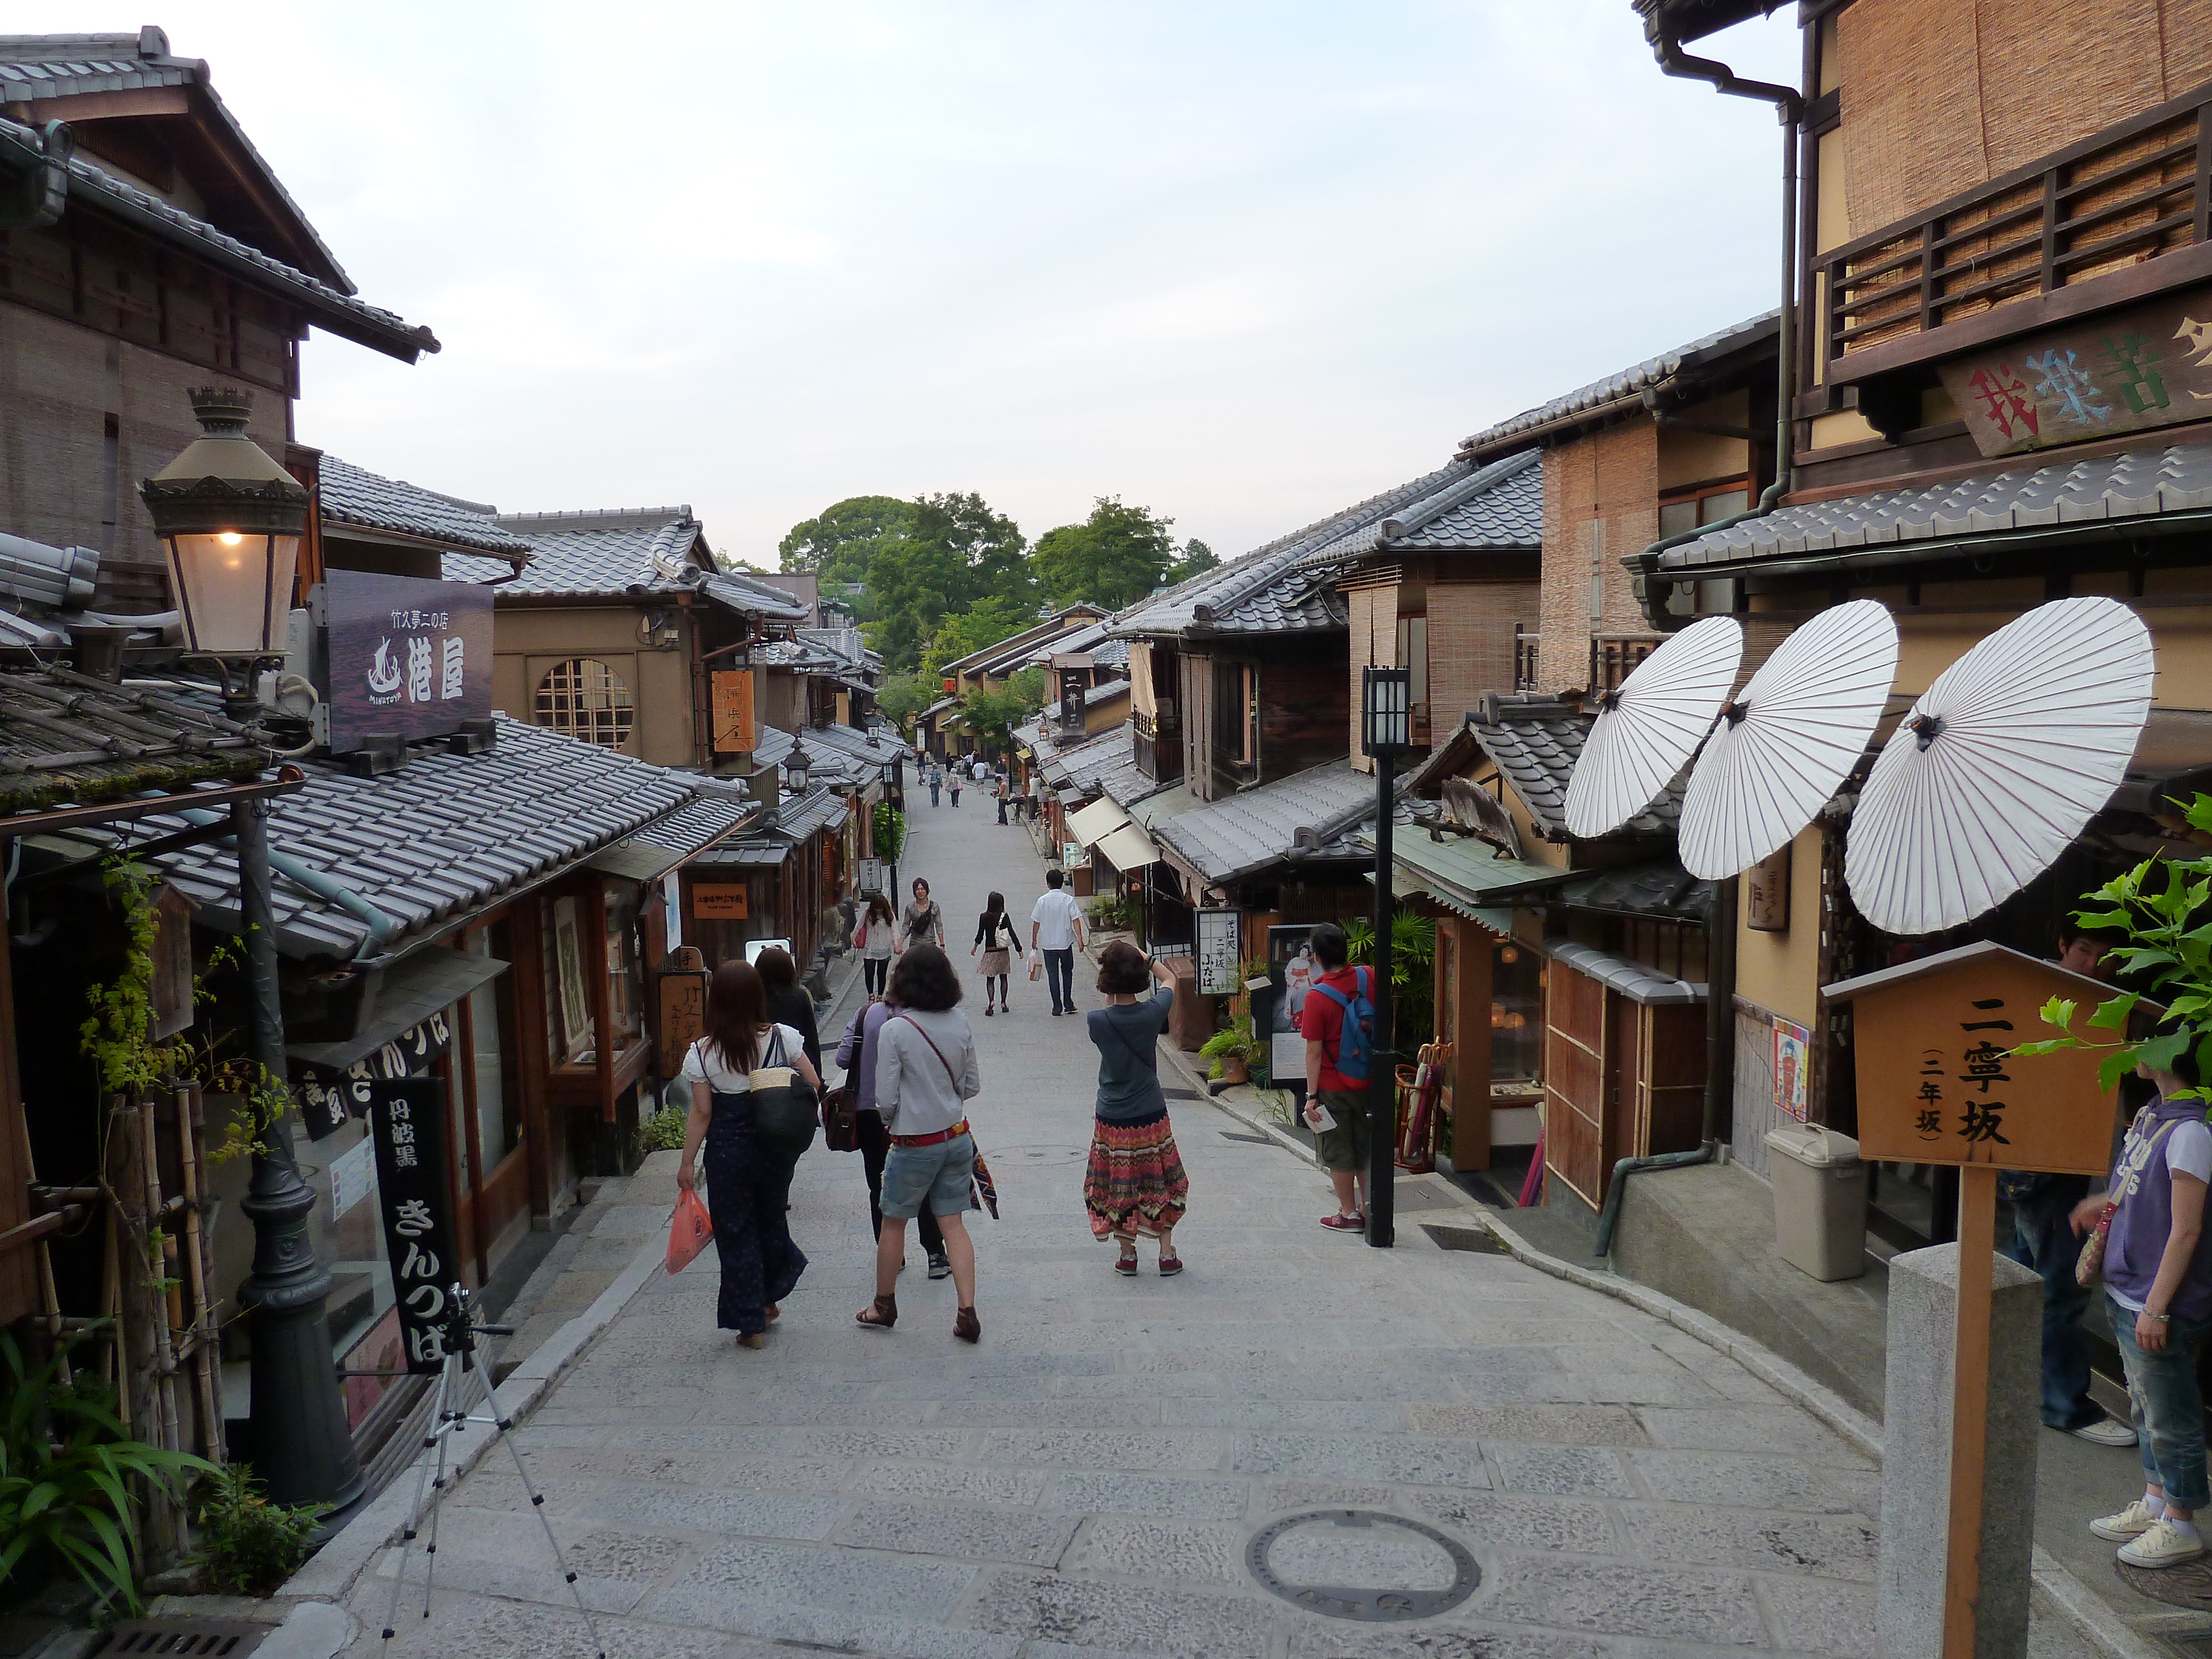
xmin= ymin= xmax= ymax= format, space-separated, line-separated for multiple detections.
xmin=821 ymin=1079 xmax=860 ymax=1152
xmin=2077 ymin=1118 xmax=2180 ymax=1287
xmin=747 ymin=1026 xmax=819 ymax=1156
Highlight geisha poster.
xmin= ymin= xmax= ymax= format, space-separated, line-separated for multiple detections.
xmin=1263 ymin=924 xmax=1316 ymax=1093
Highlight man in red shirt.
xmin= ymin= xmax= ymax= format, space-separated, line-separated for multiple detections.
xmin=1298 ymin=923 xmax=1370 ymax=1232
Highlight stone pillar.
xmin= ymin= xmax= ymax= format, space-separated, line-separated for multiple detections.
xmin=1878 ymin=1243 xmax=2041 ymax=1659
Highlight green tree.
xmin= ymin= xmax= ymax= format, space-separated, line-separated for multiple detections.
xmin=1032 ymin=498 xmax=1181 ymax=611
xmin=778 ymin=495 xmax=914 ymax=585
xmin=922 ymin=596 xmax=1041 ymax=681
xmin=859 ymin=491 xmax=1036 ymax=672
xmin=874 ymin=670 xmax=936 ymax=734
xmin=1165 ymin=538 xmax=1219 ymax=586
xmin=960 ymin=666 xmax=1047 ymax=757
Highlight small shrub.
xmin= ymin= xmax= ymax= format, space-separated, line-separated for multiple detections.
xmin=192 ymin=1464 xmax=329 ymax=1596
xmin=637 ymin=1104 xmax=688 ymax=1154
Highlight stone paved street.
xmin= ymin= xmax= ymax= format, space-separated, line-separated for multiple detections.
xmin=339 ymin=799 xmax=1988 ymax=1659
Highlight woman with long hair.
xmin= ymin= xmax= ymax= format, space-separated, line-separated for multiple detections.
xmin=676 ymin=960 xmax=821 ymax=1347
xmin=855 ymin=945 xmax=983 ymax=1340
xmin=972 ymin=890 xmax=1019 ymax=1016
xmin=753 ymin=945 xmax=822 ymax=1078
xmin=1084 ymin=942 xmax=1190 ymax=1276
xmin=899 ymin=877 xmax=945 ymax=953
xmin=855 ymin=893 xmax=896 ymax=998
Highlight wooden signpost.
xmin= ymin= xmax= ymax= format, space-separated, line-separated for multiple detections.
xmin=1825 ymin=942 xmax=2133 ymax=1659
xmin=654 ymin=948 xmax=709 ymax=1078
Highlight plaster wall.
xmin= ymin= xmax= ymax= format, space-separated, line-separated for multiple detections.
xmin=1733 ymin=827 xmax=1825 ymax=1032
xmin=1656 ymin=389 xmax=1753 ymax=491
xmin=486 ymin=602 xmax=697 ymax=763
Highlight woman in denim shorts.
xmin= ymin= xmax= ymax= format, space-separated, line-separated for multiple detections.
xmin=855 ymin=945 xmax=984 ymax=1341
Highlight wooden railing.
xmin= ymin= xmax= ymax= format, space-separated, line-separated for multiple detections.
xmin=1514 ymin=624 xmax=1540 ymax=693
xmin=1819 ymin=86 xmax=2212 ymax=376
xmin=1589 ymin=633 xmax=1662 ymax=693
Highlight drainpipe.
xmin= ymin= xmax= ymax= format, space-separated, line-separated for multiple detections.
xmin=171 ymin=805 xmax=401 ymax=960
xmin=1594 ymin=1144 xmax=1716 ymax=1258
xmin=1632 ymin=7 xmax=1803 ymax=634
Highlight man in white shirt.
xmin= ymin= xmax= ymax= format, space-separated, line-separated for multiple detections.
xmin=1029 ymin=869 xmax=1087 ymax=1016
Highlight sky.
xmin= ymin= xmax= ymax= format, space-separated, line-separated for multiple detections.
xmin=53 ymin=2 xmax=1802 ymax=567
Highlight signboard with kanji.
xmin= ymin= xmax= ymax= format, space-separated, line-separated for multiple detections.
xmin=321 ymin=570 xmax=493 ymax=754
xmin=366 ymin=1078 xmax=462 ymax=1374
xmin=693 ymin=884 xmax=749 ymax=920
xmin=1939 ymin=291 xmax=2212 ymax=458
xmin=711 ymin=670 xmax=756 ymax=754
xmin=1195 ymin=907 xmax=1240 ymax=997
xmin=655 ymin=967 xmax=709 ymax=1077
xmin=1824 ymin=942 xmax=2132 ymax=1173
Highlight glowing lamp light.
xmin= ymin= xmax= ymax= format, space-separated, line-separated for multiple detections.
xmin=139 ymin=388 xmax=306 ymax=658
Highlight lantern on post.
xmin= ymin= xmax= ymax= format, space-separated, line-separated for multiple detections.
xmin=1360 ymin=665 xmax=1413 ymax=1250
xmin=139 ymin=387 xmax=306 ymax=716
xmin=786 ymin=744 xmax=812 ymax=794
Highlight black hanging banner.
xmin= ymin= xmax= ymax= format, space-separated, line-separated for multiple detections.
xmin=366 ymin=1077 xmax=462 ymax=1374
xmin=294 ymin=1008 xmax=455 ymax=1142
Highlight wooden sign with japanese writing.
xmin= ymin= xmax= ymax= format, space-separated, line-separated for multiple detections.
xmin=711 ymin=670 xmax=755 ymax=754
xmin=1939 ymin=291 xmax=2212 ymax=458
xmin=1824 ymin=942 xmax=2132 ymax=1173
xmin=1746 ymin=845 xmax=1790 ymax=933
xmin=693 ymin=884 xmax=749 ymax=920
xmin=654 ymin=967 xmax=708 ymax=1077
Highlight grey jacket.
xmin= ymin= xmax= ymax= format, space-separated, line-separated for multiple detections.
xmin=876 ymin=1007 xmax=980 ymax=1136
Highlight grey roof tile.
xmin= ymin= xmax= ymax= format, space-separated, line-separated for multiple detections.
xmin=1656 ymin=439 xmax=2212 ymax=571
xmin=1467 ymin=695 xmax=1679 ymax=840
xmin=442 ymin=509 xmax=808 ymax=619
xmin=317 ymin=456 xmax=532 ymax=560
xmin=1458 ymin=312 xmax=1777 ymax=457
xmin=1152 ymin=759 xmax=1395 ymax=884
xmin=1296 ymin=449 xmax=1542 ymax=568
xmin=0 ymin=665 xmax=273 ymax=816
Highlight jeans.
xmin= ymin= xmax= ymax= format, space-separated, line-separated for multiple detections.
xmin=2002 ymin=1178 xmax=2099 ymax=1429
xmin=997 ymin=799 xmax=1008 ymax=824
xmin=928 ymin=784 xmax=940 ymax=806
xmin=951 ymin=791 xmax=961 ymax=807
xmin=2110 ymin=1292 xmax=2212 ymax=1509
xmin=863 ymin=956 xmax=889 ymax=997
xmin=857 ymin=1111 xmax=944 ymax=1255
xmin=1044 ymin=947 xmax=1075 ymax=1013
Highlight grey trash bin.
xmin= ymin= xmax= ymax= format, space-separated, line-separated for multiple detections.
xmin=1763 ymin=1125 xmax=1869 ymax=1282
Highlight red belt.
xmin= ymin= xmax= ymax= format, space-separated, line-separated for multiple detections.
xmin=891 ymin=1118 xmax=970 ymax=1147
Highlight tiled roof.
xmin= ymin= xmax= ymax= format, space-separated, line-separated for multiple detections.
xmin=45 ymin=716 xmax=705 ymax=961
xmin=1026 ymin=619 xmax=1134 ymax=671
xmin=442 ymin=508 xmax=808 ymax=618
xmin=318 ymin=456 xmax=533 ymax=561
xmin=1467 ymin=695 xmax=1681 ymax=841
xmin=1654 ymin=439 xmax=2212 ymax=573
xmin=1458 ymin=312 xmax=1777 ymax=458
xmin=804 ymin=721 xmax=905 ymax=769
xmin=1041 ymin=724 xmax=1136 ymax=792
xmin=0 ymin=113 xmax=434 ymax=361
xmin=1115 ymin=463 xmax=1469 ymax=639
xmin=0 ymin=666 xmax=273 ymax=816
xmin=0 ymin=29 xmax=351 ymax=291
xmin=1154 ymin=759 xmax=1385 ymax=884
xmin=1297 ymin=450 xmax=1542 ymax=568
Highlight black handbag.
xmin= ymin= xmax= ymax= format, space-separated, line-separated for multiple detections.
xmin=747 ymin=1027 xmax=819 ymax=1155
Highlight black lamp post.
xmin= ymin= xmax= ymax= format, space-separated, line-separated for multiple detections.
xmin=1360 ymin=665 xmax=1412 ymax=1251
xmin=142 ymin=388 xmax=364 ymax=1512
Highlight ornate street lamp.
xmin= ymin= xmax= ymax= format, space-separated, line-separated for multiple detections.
xmin=141 ymin=389 xmax=362 ymax=1514
xmin=785 ymin=745 xmax=812 ymax=794
xmin=1360 ymin=665 xmax=1413 ymax=1250
xmin=140 ymin=387 xmax=306 ymax=718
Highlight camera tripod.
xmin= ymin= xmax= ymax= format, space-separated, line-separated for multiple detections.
xmin=380 ymin=1284 xmax=604 ymax=1658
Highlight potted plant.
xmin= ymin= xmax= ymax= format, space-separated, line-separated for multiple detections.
xmin=1199 ymin=1025 xmax=1262 ymax=1086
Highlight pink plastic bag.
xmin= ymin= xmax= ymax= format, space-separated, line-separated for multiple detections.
xmin=666 ymin=1188 xmax=713 ymax=1274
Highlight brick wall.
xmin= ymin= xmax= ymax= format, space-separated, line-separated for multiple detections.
xmin=1429 ymin=580 xmax=1541 ymax=723
xmin=1537 ymin=420 xmax=1659 ymax=694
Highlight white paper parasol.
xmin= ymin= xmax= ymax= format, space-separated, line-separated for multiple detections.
xmin=1563 ymin=614 xmax=1743 ymax=839
xmin=1677 ymin=600 xmax=1899 ymax=880
xmin=1844 ymin=596 xmax=2154 ymax=937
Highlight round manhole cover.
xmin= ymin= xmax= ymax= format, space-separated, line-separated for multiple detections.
xmin=1245 ymin=1509 xmax=1480 ymax=1622
xmin=2117 ymin=1554 xmax=2212 ymax=1610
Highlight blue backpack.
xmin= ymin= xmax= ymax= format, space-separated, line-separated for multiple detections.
xmin=1311 ymin=968 xmax=1376 ymax=1083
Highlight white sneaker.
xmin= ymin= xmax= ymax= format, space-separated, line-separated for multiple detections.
xmin=2119 ymin=1517 xmax=2207 ymax=1568
xmin=2090 ymin=1496 xmax=2162 ymax=1540
xmin=2069 ymin=1416 xmax=2141 ymax=1449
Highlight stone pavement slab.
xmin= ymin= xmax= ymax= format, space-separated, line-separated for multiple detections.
xmin=330 ymin=798 xmax=2114 ymax=1659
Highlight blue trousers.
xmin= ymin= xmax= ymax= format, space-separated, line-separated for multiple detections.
xmin=1044 ymin=948 xmax=1075 ymax=1013
xmin=2111 ymin=1293 xmax=2212 ymax=1509
xmin=929 ymin=784 xmax=940 ymax=806
xmin=2002 ymin=1179 xmax=2100 ymax=1430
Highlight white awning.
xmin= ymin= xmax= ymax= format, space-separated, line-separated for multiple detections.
xmin=1068 ymin=797 xmax=1131 ymax=846
xmin=1095 ymin=822 xmax=1161 ymax=870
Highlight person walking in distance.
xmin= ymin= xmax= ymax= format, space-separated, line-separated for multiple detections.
xmin=855 ymin=893 xmax=896 ymax=999
xmin=1030 ymin=868 xmax=1087 ymax=1016
xmin=1084 ymin=943 xmax=1189 ymax=1276
xmin=753 ymin=946 xmax=822 ymax=1079
xmin=972 ymin=890 xmax=1019 ymax=1016
xmin=899 ymin=877 xmax=945 ymax=954
xmin=855 ymin=945 xmax=983 ymax=1340
xmin=949 ymin=768 xmax=962 ymax=809
xmin=995 ymin=774 xmax=1010 ymax=826
xmin=836 ymin=983 xmax=950 ymax=1280
xmin=927 ymin=762 xmax=942 ymax=808
xmin=1299 ymin=923 xmax=1377 ymax=1232
xmin=2083 ymin=1050 xmax=2212 ymax=1568
xmin=675 ymin=961 xmax=820 ymax=1347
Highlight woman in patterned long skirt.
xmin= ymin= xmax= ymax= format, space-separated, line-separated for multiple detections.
xmin=1083 ymin=941 xmax=1190 ymax=1276
xmin=676 ymin=960 xmax=820 ymax=1347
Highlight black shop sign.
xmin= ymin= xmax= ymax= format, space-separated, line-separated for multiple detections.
xmin=294 ymin=1009 xmax=452 ymax=1142
xmin=320 ymin=569 xmax=493 ymax=753
xmin=366 ymin=1077 xmax=463 ymax=1374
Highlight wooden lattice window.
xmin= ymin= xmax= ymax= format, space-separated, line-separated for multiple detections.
xmin=534 ymin=658 xmax=634 ymax=749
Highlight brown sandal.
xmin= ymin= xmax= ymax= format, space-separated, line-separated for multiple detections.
xmin=953 ymin=1306 xmax=980 ymax=1343
xmin=737 ymin=1332 xmax=766 ymax=1349
xmin=856 ymin=1293 xmax=898 ymax=1329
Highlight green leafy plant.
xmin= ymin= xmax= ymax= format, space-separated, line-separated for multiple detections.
xmin=2020 ymin=795 xmax=2212 ymax=1092
xmin=873 ymin=803 xmax=907 ymax=864
xmin=1340 ymin=907 xmax=1438 ymax=1047
xmin=1088 ymin=894 xmax=1137 ymax=932
xmin=1198 ymin=1025 xmax=1262 ymax=1082
xmin=191 ymin=1464 xmax=329 ymax=1596
xmin=0 ymin=1331 xmax=212 ymax=1614
xmin=637 ymin=1103 xmax=689 ymax=1155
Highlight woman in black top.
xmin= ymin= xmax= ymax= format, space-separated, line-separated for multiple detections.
xmin=752 ymin=946 xmax=822 ymax=1080
xmin=972 ymin=890 xmax=1019 ymax=1016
